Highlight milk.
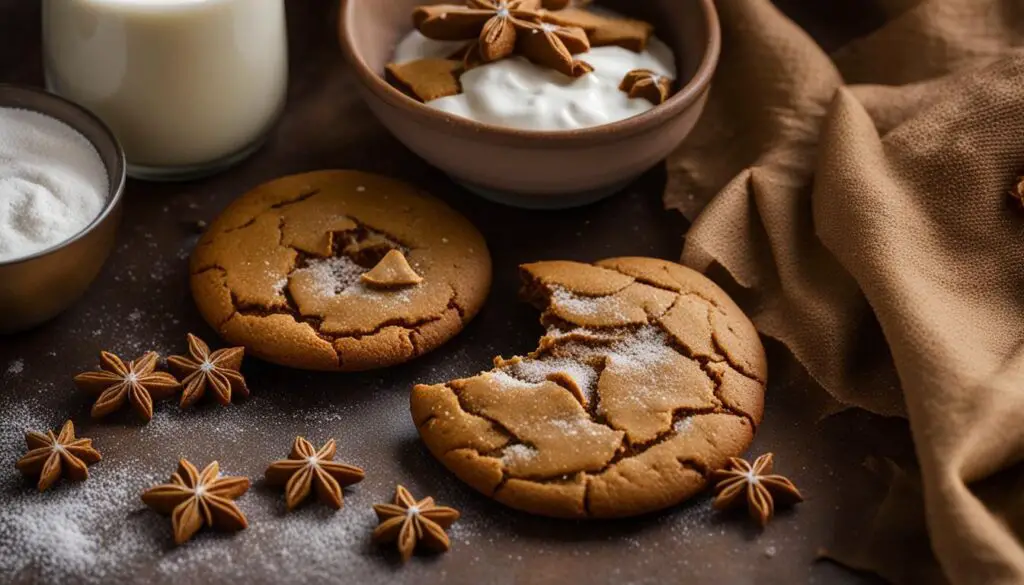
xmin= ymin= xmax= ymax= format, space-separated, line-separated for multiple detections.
xmin=42 ymin=0 xmax=288 ymax=178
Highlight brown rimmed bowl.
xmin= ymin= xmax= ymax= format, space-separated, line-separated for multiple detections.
xmin=0 ymin=84 xmax=126 ymax=334
xmin=339 ymin=0 xmax=720 ymax=209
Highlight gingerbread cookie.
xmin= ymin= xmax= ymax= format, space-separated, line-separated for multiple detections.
xmin=190 ymin=171 xmax=491 ymax=372
xmin=411 ymin=258 xmax=766 ymax=518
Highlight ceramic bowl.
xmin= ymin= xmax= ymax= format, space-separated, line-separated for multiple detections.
xmin=339 ymin=0 xmax=720 ymax=209
xmin=0 ymin=84 xmax=126 ymax=334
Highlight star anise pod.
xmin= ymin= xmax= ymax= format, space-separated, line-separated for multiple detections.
xmin=73 ymin=351 xmax=181 ymax=422
xmin=415 ymin=0 xmax=591 ymax=77
xmin=619 ymin=69 xmax=674 ymax=105
xmin=515 ymin=20 xmax=592 ymax=77
xmin=265 ymin=436 xmax=365 ymax=511
xmin=711 ymin=453 xmax=804 ymax=527
xmin=141 ymin=459 xmax=250 ymax=545
xmin=15 ymin=420 xmax=101 ymax=491
xmin=372 ymin=485 xmax=460 ymax=562
xmin=167 ymin=334 xmax=249 ymax=409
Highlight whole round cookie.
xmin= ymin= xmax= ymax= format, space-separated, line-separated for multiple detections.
xmin=411 ymin=257 xmax=766 ymax=518
xmin=190 ymin=170 xmax=491 ymax=371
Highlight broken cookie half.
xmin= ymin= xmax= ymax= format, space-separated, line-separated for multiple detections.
xmin=411 ymin=257 xmax=767 ymax=519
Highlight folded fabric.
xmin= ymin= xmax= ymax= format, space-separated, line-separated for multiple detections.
xmin=665 ymin=1 xmax=1024 ymax=583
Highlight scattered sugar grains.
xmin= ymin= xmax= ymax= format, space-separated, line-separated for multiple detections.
xmin=501 ymin=443 xmax=538 ymax=465
xmin=6 ymin=358 xmax=24 ymax=375
xmin=296 ymin=256 xmax=366 ymax=296
xmin=0 ymin=389 xmax=401 ymax=583
xmin=503 ymin=357 xmax=598 ymax=402
xmin=0 ymin=107 xmax=109 ymax=262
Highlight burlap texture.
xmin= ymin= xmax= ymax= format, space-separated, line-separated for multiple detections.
xmin=665 ymin=1 xmax=1024 ymax=583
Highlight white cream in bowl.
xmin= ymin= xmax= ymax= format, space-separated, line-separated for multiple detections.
xmin=393 ymin=29 xmax=677 ymax=131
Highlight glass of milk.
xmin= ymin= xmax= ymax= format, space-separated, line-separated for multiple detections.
xmin=42 ymin=0 xmax=288 ymax=181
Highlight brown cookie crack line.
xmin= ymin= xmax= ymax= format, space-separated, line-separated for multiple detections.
xmin=189 ymin=171 xmax=490 ymax=372
xmin=411 ymin=258 xmax=767 ymax=519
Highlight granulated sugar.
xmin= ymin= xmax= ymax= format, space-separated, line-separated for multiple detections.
xmin=549 ymin=287 xmax=631 ymax=322
xmin=501 ymin=444 xmax=538 ymax=466
xmin=5 ymin=358 xmax=24 ymax=375
xmin=673 ymin=417 xmax=694 ymax=434
xmin=294 ymin=256 xmax=365 ymax=297
xmin=502 ymin=357 xmax=599 ymax=403
xmin=0 ymin=389 xmax=400 ymax=583
xmin=0 ymin=107 xmax=108 ymax=262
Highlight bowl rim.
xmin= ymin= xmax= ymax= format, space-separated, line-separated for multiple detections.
xmin=338 ymin=0 xmax=721 ymax=148
xmin=0 ymin=83 xmax=127 ymax=268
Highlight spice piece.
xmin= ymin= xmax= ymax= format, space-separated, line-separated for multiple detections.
xmin=515 ymin=21 xmax=592 ymax=77
xmin=360 ymin=249 xmax=424 ymax=288
xmin=73 ymin=351 xmax=181 ymax=422
xmin=413 ymin=0 xmax=591 ymax=77
xmin=167 ymin=333 xmax=249 ymax=409
xmin=15 ymin=420 xmax=101 ymax=492
xmin=265 ymin=437 xmax=365 ymax=510
xmin=619 ymin=69 xmax=674 ymax=105
xmin=372 ymin=485 xmax=460 ymax=562
xmin=141 ymin=459 xmax=250 ymax=545
xmin=542 ymin=8 xmax=654 ymax=52
xmin=386 ymin=59 xmax=464 ymax=103
xmin=711 ymin=453 xmax=804 ymax=527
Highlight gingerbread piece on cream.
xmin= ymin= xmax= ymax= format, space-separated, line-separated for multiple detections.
xmin=385 ymin=59 xmax=463 ymax=103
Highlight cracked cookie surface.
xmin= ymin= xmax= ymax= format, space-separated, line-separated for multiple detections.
xmin=189 ymin=170 xmax=491 ymax=372
xmin=411 ymin=257 xmax=766 ymax=519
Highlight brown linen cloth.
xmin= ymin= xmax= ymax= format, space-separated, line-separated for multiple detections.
xmin=665 ymin=0 xmax=1024 ymax=583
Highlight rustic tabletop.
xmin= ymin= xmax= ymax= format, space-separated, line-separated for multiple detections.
xmin=1 ymin=1 xmax=894 ymax=584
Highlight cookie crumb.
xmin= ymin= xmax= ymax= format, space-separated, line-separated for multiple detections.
xmin=360 ymin=249 xmax=424 ymax=289
xmin=385 ymin=59 xmax=463 ymax=103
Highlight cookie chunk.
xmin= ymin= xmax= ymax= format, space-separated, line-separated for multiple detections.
xmin=189 ymin=170 xmax=491 ymax=372
xmin=411 ymin=258 xmax=766 ymax=518
xmin=385 ymin=59 xmax=463 ymax=103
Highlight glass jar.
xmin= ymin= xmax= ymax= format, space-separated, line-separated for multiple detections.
xmin=42 ymin=0 xmax=288 ymax=181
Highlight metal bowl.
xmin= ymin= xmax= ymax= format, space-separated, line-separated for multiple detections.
xmin=0 ymin=84 xmax=126 ymax=334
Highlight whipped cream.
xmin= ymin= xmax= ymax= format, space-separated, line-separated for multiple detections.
xmin=393 ymin=29 xmax=676 ymax=131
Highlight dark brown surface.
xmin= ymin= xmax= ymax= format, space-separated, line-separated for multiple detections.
xmin=0 ymin=2 xmax=899 ymax=584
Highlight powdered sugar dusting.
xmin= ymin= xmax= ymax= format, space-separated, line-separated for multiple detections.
xmin=550 ymin=287 xmax=613 ymax=317
xmin=501 ymin=357 xmax=598 ymax=403
xmin=294 ymin=256 xmax=365 ymax=297
xmin=487 ymin=370 xmax=541 ymax=390
xmin=674 ymin=417 xmax=694 ymax=434
xmin=5 ymin=359 xmax=24 ymax=376
xmin=550 ymin=418 xmax=604 ymax=438
xmin=0 ymin=380 xmax=413 ymax=583
xmin=501 ymin=444 xmax=538 ymax=466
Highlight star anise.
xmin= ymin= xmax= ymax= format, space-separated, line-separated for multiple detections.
xmin=619 ymin=69 xmax=674 ymax=105
xmin=167 ymin=334 xmax=249 ymax=409
xmin=711 ymin=453 xmax=804 ymax=527
xmin=414 ymin=0 xmax=591 ymax=77
xmin=372 ymin=485 xmax=460 ymax=562
xmin=73 ymin=351 xmax=181 ymax=422
xmin=141 ymin=459 xmax=250 ymax=545
xmin=265 ymin=437 xmax=365 ymax=510
xmin=15 ymin=420 xmax=101 ymax=491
